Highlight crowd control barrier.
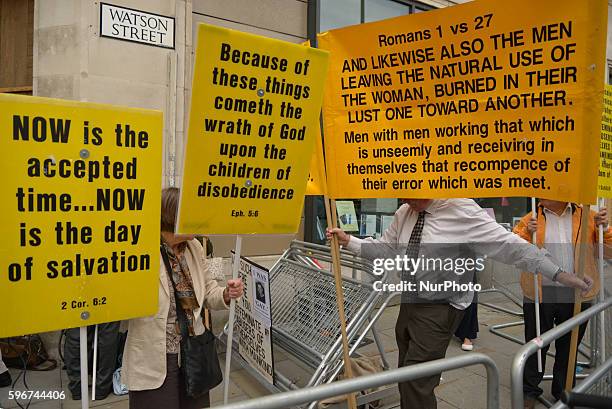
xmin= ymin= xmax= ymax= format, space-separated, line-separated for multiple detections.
xmin=221 ymin=240 xmax=396 ymax=408
xmin=511 ymin=297 xmax=612 ymax=409
xmin=550 ymin=357 xmax=612 ymax=409
xmin=216 ymin=353 xmax=500 ymax=409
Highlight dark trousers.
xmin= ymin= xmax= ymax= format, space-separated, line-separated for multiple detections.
xmin=395 ymin=303 xmax=465 ymax=409
xmin=64 ymin=322 xmax=120 ymax=399
xmin=523 ymin=288 xmax=590 ymax=401
xmin=454 ymin=302 xmax=479 ymax=341
xmin=129 ymin=354 xmax=210 ymax=409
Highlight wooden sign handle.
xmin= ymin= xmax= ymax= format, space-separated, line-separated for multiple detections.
xmin=565 ymin=205 xmax=591 ymax=391
xmin=324 ymin=196 xmax=357 ymax=409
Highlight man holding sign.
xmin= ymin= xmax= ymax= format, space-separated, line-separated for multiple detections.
xmin=514 ymin=200 xmax=611 ymax=407
xmin=328 ymin=198 xmax=592 ymax=409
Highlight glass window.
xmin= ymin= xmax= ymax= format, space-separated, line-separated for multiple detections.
xmin=320 ymin=0 xmax=361 ymax=32
xmin=474 ymin=197 xmax=529 ymax=229
xmin=365 ymin=0 xmax=411 ymax=23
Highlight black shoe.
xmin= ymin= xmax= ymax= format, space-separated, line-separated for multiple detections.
xmin=0 ymin=371 xmax=12 ymax=387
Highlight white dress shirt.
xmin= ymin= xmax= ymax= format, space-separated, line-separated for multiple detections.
xmin=347 ymin=199 xmax=560 ymax=309
xmin=542 ymin=204 xmax=574 ymax=286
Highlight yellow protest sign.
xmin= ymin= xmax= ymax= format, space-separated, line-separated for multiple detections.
xmin=0 ymin=94 xmax=162 ymax=337
xmin=305 ymin=126 xmax=328 ymax=196
xmin=318 ymin=0 xmax=606 ymax=203
xmin=599 ymin=85 xmax=612 ymax=198
xmin=178 ymin=24 xmax=329 ymax=234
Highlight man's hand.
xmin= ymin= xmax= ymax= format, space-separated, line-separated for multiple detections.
xmin=326 ymin=227 xmax=350 ymax=247
xmin=556 ymin=272 xmax=593 ymax=297
xmin=595 ymin=207 xmax=608 ymax=229
xmin=223 ymin=278 xmax=244 ymax=305
xmin=527 ymin=217 xmax=538 ymax=235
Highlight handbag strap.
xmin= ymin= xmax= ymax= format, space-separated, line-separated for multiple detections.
xmin=160 ymin=244 xmax=191 ymax=339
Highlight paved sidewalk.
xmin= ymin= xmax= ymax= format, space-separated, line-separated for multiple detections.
xmin=1 ymin=262 xmax=609 ymax=409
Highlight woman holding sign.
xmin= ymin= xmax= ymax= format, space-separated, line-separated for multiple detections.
xmin=122 ymin=187 xmax=243 ymax=409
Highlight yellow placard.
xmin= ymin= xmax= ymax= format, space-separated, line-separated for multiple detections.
xmin=318 ymin=0 xmax=606 ymax=203
xmin=305 ymin=126 xmax=328 ymax=196
xmin=0 ymin=94 xmax=162 ymax=337
xmin=178 ymin=24 xmax=329 ymax=234
xmin=302 ymin=39 xmax=328 ymax=197
xmin=599 ymin=85 xmax=612 ymax=198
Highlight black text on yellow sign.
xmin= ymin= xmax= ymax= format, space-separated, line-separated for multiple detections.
xmin=178 ymin=24 xmax=329 ymax=234
xmin=318 ymin=0 xmax=607 ymax=203
xmin=0 ymin=94 xmax=162 ymax=337
xmin=600 ymin=85 xmax=612 ymax=198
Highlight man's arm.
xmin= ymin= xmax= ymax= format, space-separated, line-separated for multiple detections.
xmin=462 ymin=204 xmax=591 ymax=293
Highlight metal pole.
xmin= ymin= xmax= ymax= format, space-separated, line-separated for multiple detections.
xmin=92 ymin=325 xmax=98 ymax=400
xmin=511 ymin=298 xmax=612 ymax=409
xmin=531 ymin=198 xmax=543 ymax=372
xmin=79 ymin=326 xmax=89 ymax=409
xmin=223 ymin=235 xmax=242 ymax=404
xmin=216 ymin=354 xmax=499 ymax=409
xmin=597 ymin=197 xmax=606 ymax=364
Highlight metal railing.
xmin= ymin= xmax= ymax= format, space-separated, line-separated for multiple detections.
xmin=511 ymin=297 xmax=612 ymax=409
xmin=549 ymin=357 xmax=612 ymax=409
xmin=216 ymin=353 xmax=500 ymax=409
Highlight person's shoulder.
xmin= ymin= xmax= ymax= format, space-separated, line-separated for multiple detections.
xmin=438 ymin=198 xmax=483 ymax=218
xmin=186 ymin=238 xmax=205 ymax=255
xmin=395 ymin=203 xmax=410 ymax=216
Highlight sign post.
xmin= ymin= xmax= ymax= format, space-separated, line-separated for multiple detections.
xmin=597 ymin=197 xmax=606 ymax=364
xmin=177 ymin=24 xmax=329 ymax=235
xmin=0 ymin=94 xmax=161 ymax=409
xmin=177 ymin=23 xmax=329 ymax=403
xmin=596 ymin=85 xmax=612 ymax=364
xmin=531 ymin=198 xmax=542 ymax=372
xmin=224 ymin=236 xmax=242 ymax=404
xmin=92 ymin=325 xmax=99 ymax=401
xmin=316 ymin=0 xmax=607 ymax=399
xmin=0 ymin=94 xmax=162 ymax=338
xmin=80 ymin=327 xmax=89 ymax=409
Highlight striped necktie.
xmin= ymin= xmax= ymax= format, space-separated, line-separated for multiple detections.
xmin=406 ymin=210 xmax=426 ymax=260
xmin=403 ymin=211 xmax=426 ymax=299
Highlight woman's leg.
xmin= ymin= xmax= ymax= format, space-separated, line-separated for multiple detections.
xmin=129 ymin=354 xmax=181 ymax=409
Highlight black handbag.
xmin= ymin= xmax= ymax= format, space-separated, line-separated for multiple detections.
xmin=161 ymin=245 xmax=223 ymax=398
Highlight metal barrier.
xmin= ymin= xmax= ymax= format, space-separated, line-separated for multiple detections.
xmin=216 ymin=353 xmax=500 ymax=409
xmin=268 ymin=241 xmax=388 ymax=390
xmin=511 ymin=297 xmax=612 ymax=409
xmin=549 ymin=357 xmax=612 ymax=409
xmin=222 ymin=240 xmax=396 ymax=408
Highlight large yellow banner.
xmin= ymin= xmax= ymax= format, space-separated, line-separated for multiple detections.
xmin=178 ymin=24 xmax=329 ymax=234
xmin=0 ymin=94 xmax=162 ymax=337
xmin=318 ymin=0 xmax=606 ymax=203
xmin=600 ymin=85 xmax=612 ymax=198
